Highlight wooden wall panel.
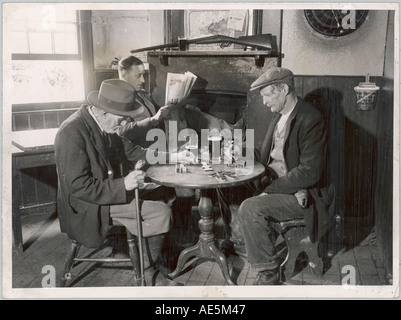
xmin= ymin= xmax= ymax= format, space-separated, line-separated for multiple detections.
xmin=13 ymin=114 xmax=30 ymax=131
xmin=293 ymin=76 xmax=303 ymax=96
xmin=44 ymin=113 xmax=59 ymax=128
xmin=12 ymin=109 xmax=77 ymax=131
xmin=29 ymin=113 xmax=46 ymax=130
xmin=301 ymin=76 xmax=319 ymax=97
xmin=295 ymin=75 xmax=392 ymax=252
xmin=57 ymin=110 xmax=77 ymax=126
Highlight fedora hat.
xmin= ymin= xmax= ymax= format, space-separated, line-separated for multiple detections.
xmin=250 ymin=67 xmax=294 ymax=91
xmin=87 ymin=79 xmax=144 ymax=117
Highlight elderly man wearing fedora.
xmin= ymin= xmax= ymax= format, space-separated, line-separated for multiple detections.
xmin=55 ymin=79 xmax=187 ymax=286
xmin=238 ymin=67 xmax=335 ymax=285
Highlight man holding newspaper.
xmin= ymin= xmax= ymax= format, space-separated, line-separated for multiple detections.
xmin=117 ymin=55 xmax=174 ymax=148
xmin=117 ymin=56 xmax=196 ymax=149
xmin=117 ymin=55 xmax=239 ymax=149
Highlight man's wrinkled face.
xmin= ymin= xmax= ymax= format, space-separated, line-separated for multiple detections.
xmin=99 ymin=112 xmax=131 ymax=134
xmin=260 ymin=84 xmax=286 ymax=113
xmin=122 ymin=64 xmax=146 ymax=91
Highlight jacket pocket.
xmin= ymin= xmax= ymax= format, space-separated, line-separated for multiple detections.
xmin=69 ymin=195 xmax=88 ymax=215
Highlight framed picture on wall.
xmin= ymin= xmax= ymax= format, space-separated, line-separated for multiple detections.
xmin=184 ymin=9 xmax=250 ymax=50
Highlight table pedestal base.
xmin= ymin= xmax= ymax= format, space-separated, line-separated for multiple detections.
xmin=169 ymin=189 xmax=235 ymax=285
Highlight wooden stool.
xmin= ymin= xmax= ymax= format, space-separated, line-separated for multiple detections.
xmin=60 ymin=223 xmax=142 ymax=287
xmin=271 ymin=219 xmax=323 ymax=282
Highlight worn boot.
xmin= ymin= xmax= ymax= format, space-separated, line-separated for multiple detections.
xmin=142 ymin=234 xmax=183 ymax=286
xmin=253 ymin=268 xmax=280 ymax=285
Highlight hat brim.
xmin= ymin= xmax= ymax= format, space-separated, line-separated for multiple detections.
xmin=250 ymin=74 xmax=295 ymax=92
xmin=250 ymin=80 xmax=286 ymax=91
xmin=87 ymin=90 xmax=145 ymax=117
xmin=250 ymin=81 xmax=273 ymax=92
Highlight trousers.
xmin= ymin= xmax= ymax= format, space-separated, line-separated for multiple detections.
xmin=110 ymin=183 xmax=173 ymax=237
xmin=238 ymin=193 xmax=304 ymax=272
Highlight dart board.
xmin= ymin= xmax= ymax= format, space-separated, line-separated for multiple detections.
xmin=304 ymin=10 xmax=369 ymax=37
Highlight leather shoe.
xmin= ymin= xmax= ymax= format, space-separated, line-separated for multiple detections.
xmin=253 ymin=269 xmax=280 ymax=285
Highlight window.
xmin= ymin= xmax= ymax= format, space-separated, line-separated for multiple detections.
xmin=9 ymin=5 xmax=85 ymax=105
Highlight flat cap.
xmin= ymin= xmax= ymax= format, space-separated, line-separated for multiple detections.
xmin=250 ymin=67 xmax=294 ymax=91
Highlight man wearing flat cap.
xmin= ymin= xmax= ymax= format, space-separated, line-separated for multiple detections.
xmin=55 ymin=79 xmax=185 ymax=286
xmin=238 ymin=67 xmax=335 ymax=285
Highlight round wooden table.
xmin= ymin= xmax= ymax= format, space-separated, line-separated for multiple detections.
xmin=146 ymin=162 xmax=265 ymax=285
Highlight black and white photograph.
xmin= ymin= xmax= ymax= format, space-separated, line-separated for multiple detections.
xmin=1 ymin=2 xmax=399 ymax=300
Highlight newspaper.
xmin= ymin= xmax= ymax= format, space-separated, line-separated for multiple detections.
xmin=165 ymin=71 xmax=197 ymax=106
xmin=164 ymin=71 xmax=197 ymax=152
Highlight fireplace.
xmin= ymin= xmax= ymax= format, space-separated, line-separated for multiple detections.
xmin=186 ymin=89 xmax=246 ymax=125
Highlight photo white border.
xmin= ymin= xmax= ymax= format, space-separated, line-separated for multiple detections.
xmin=1 ymin=1 xmax=399 ymax=300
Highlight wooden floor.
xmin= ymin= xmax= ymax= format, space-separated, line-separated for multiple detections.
xmin=11 ymin=212 xmax=390 ymax=289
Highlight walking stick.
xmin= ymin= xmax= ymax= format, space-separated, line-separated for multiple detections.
xmin=134 ymin=160 xmax=146 ymax=286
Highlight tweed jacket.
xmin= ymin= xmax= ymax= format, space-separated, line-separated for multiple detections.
xmin=55 ymin=105 xmax=147 ymax=248
xmin=259 ymin=98 xmax=335 ymax=242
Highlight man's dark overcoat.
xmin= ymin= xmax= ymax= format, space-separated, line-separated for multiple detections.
xmin=55 ymin=105 xmax=147 ymax=248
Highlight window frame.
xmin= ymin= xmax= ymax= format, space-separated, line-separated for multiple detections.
xmin=10 ymin=10 xmax=92 ymax=111
xmin=11 ymin=53 xmax=81 ymax=61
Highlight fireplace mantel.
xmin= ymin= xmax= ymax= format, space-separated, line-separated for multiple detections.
xmin=148 ymin=50 xmax=275 ymax=67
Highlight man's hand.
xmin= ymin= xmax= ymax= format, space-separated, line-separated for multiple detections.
xmin=124 ymin=170 xmax=146 ymax=191
xmin=166 ymin=95 xmax=190 ymax=109
xmin=294 ymin=190 xmax=308 ymax=208
xmin=151 ymin=106 xmax=171 ymax=125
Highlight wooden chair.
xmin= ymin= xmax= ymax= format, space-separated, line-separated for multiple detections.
xmin=270 ymin=219 xmax=324 ymax=282
xmin=59 ymin=221 xmax=142 ymax=287
xmin=270 ymin=184 xmax=338 ymax=282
